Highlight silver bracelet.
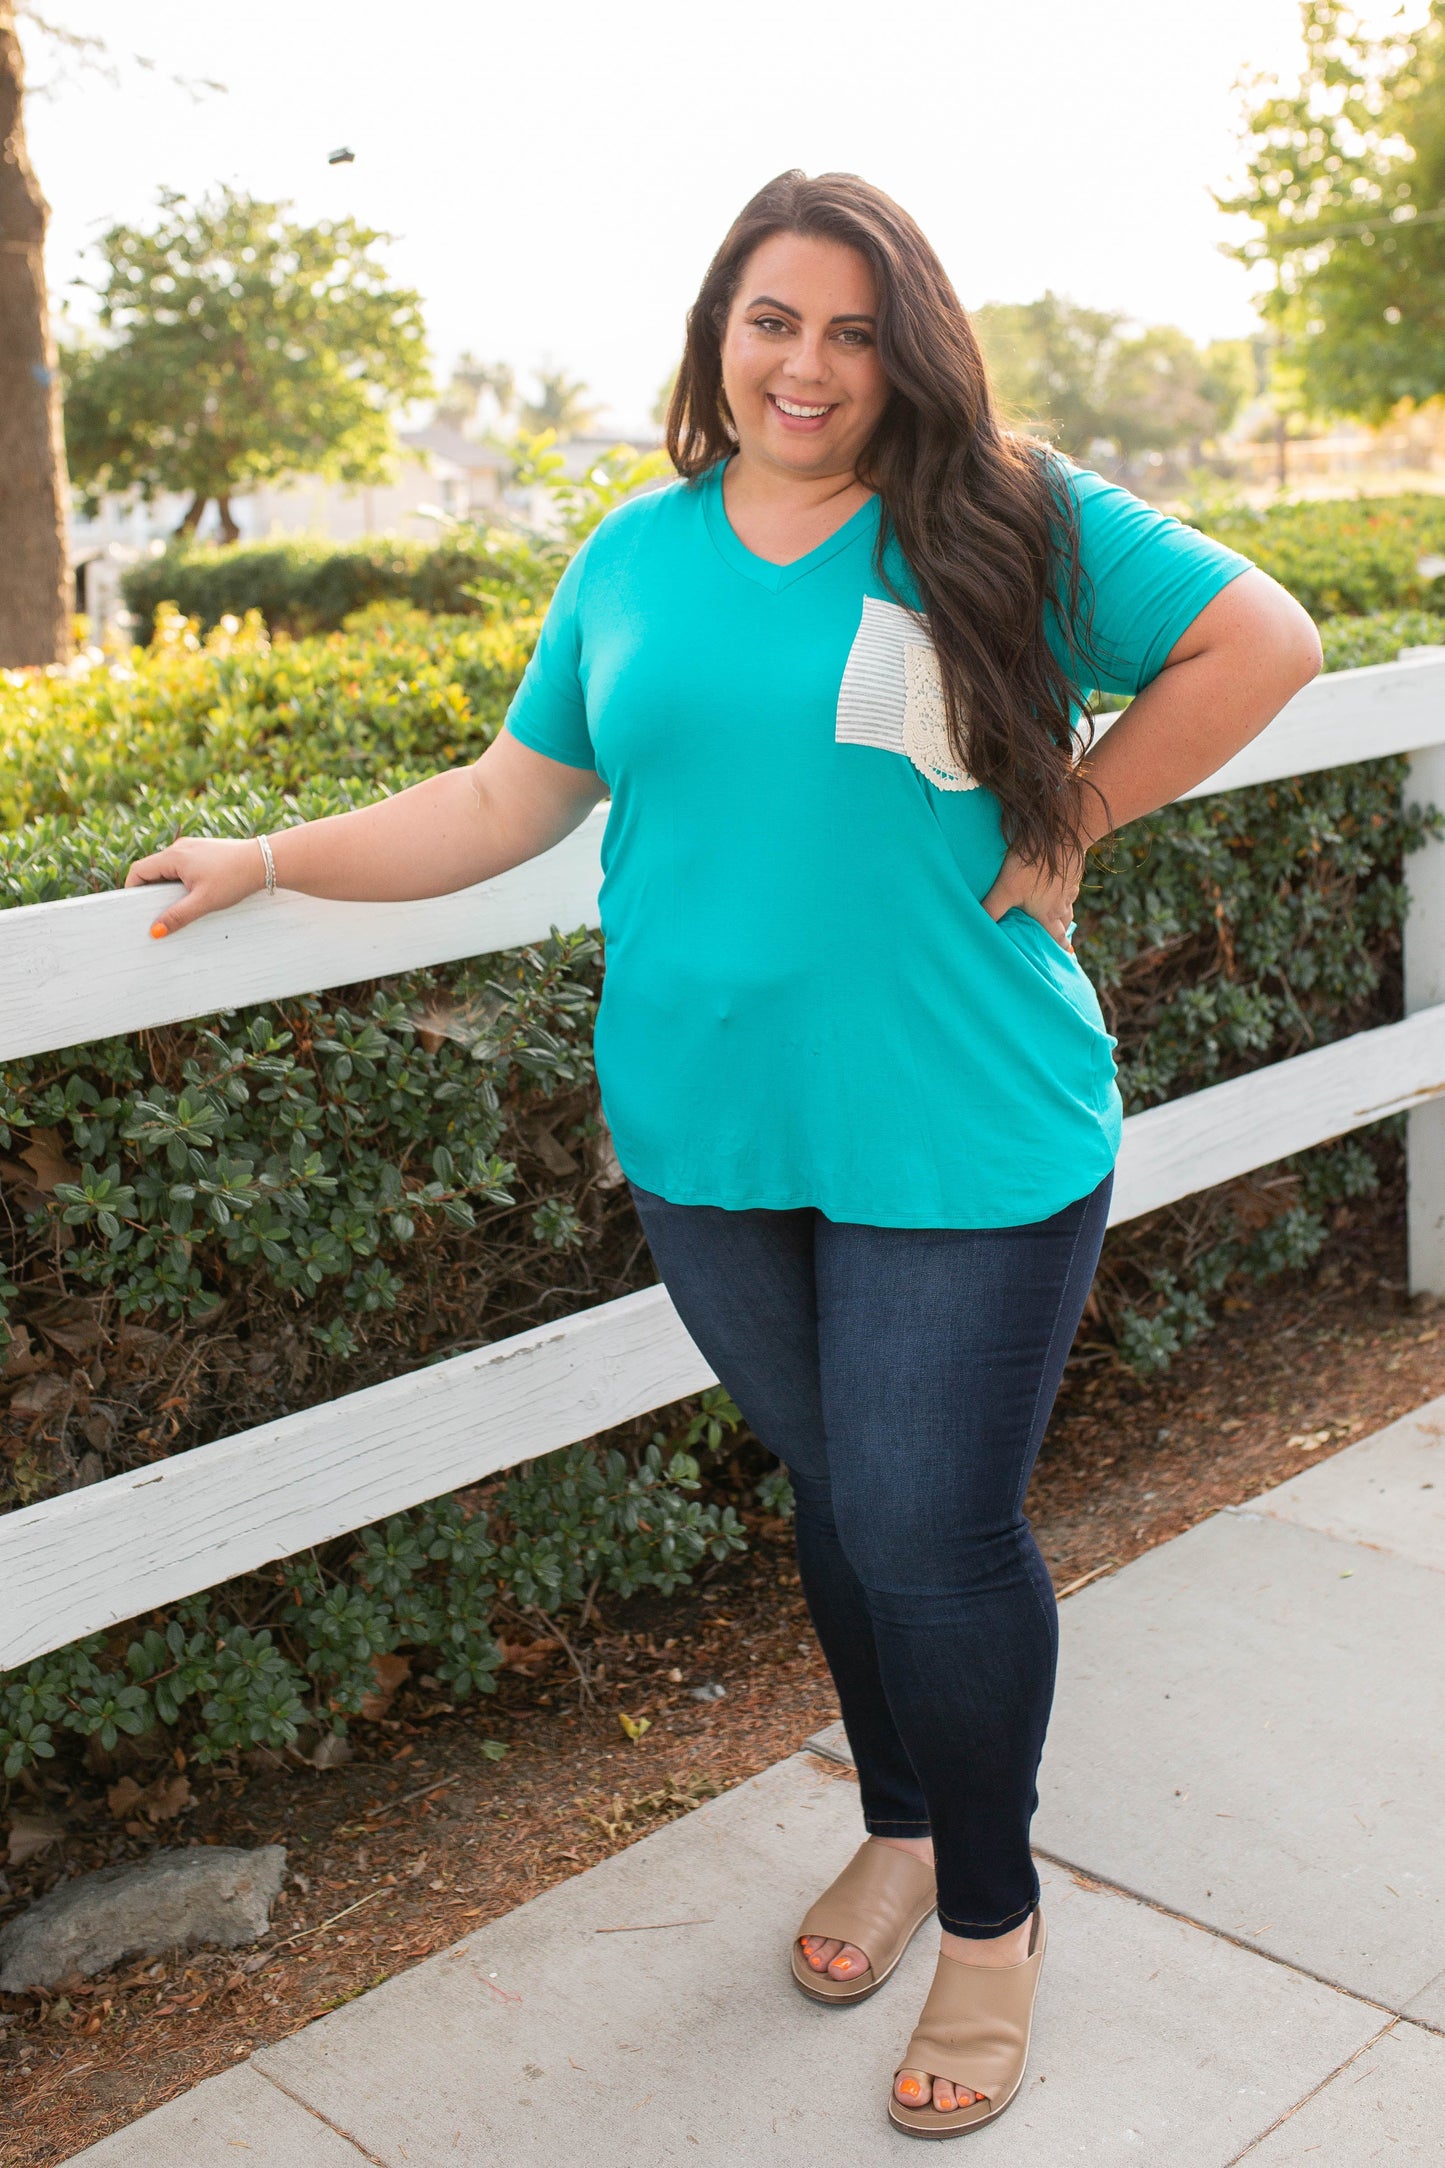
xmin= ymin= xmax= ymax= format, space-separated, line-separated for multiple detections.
xmin=255 ymin=833 xmax=277 ymax=896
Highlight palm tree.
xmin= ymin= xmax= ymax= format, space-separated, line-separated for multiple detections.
xmin=520 ymin=368 xmax=601 ymax=441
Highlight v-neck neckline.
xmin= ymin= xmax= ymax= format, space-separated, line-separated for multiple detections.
xmin=701 ymin=458 xmax=879 ymax=593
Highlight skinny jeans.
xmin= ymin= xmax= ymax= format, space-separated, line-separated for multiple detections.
xmin=625 ymin=1170 xmax=1113 ymax=1937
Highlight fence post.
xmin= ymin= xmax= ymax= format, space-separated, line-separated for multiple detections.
xmin=1403 ymin=664 xmax=1445 ymax=1294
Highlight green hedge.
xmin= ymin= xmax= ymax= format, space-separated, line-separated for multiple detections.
xmin=1190 ymin=493 xmax=1445 ymax=619
xmin=121 ymin=535 xmax=506 ymax=640
xmin=0 ymin=604 xmax=530 ymax=834
xmin=0 ymin=1398 xmax=748 ymax=1780
xmin=3 ymin=518 xmax=1441 ymax=1779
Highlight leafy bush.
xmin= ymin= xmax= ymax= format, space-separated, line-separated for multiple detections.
xmin=0 ymin=604 xmax=529 ymax=832
xmin=122 ymin=534 xmax=505 ymax=641
xmin=0 ymin=1393 xmax=748 ymax=1778
xmin=4 ymin=475 xmax=1442 ymax=1775
xmin=1190 ymin=494 xmax=1445 ymax=620
xmin=2 ymin=603 xmax=1438 ymax=1461
xmin=3 ymin=934 xmax=598 ymax=1339
xmin=1075 ymin=599 xmax=1445 ymax=1365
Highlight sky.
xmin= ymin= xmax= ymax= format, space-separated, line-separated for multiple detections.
xmin=20 ymin=0 xmax=1432 ymax=435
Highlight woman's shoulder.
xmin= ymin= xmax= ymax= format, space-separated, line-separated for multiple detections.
xmin=1031 ymin=445 xmax=1122 ymax=517
xmin=1033 ymin=448 xmax=1235 ymax=563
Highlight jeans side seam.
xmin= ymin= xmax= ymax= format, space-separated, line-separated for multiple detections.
xmin=1016 ymin=1177 xmax=1107 ymax=1650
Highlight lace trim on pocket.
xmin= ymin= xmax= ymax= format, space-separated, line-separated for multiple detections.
xmin=835 ymin=596 xmax=976 ymax=791
xmin=902 ymin=644 xmax=975 ymax=793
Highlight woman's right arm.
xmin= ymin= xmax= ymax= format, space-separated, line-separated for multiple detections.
xmin=125 ymin=728 xmax=608 ymax=937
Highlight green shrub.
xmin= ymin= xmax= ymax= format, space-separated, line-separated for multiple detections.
xmin=122 ymin=534 xmax=505 ymax=640
xmin=3 ymin=498 xmax=1442 ymax=1777
xmin=0 ymin=604 xmax=530 ymax=831
xmin=2 ymin=932 xmax=599 ymax=1335
xmin=0 ymin=1392 xmax=748 ymax=1778
xmin=1077 ymin=654 xmax=1442 ymax=1365
xmin=1192 ymin=494 xmax=1445 ymax=619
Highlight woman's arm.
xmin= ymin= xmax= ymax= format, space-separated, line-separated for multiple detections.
xmin=981 ymin=567 xmax=1324 ymax=946
xmin=125 ymin=727 xmax=608 ymax=937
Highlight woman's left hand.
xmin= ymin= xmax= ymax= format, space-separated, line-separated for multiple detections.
xmin=980 ymin=847 xmax=1081 ymax=953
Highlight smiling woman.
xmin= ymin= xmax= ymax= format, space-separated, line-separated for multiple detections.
xmin=121 ymin=165 xmax=1321 ymax=2142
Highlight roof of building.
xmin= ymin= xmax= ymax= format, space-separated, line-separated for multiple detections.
xmin=399 ymin=422 xmax=508 ymax=472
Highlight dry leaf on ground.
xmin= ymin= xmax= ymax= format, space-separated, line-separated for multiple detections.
xmin=6 ymin=1816 xmax=64 ymax=1867
xmin=17 ymin=1131 xmax=80 ymax=1193
xmin=357 ymin=1654 xmax=412 ymax=1722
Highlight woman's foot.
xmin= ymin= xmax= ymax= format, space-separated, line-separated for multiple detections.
xmin=796 ymin=1832 xmax=932 ymax=1986
xmin=892 ymin=1913 xmax=1035 ymax=2112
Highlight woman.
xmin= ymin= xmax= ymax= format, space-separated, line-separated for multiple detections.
xmin=127 ymin=171 xmax=1321 ymax=2137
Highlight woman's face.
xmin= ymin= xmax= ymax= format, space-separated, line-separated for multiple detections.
xmin=719 ymin=230 xmax=891 ymax=482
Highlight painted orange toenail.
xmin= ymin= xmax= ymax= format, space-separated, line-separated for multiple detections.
xmin=900 ymin=2079 xmax=921 ymax=2098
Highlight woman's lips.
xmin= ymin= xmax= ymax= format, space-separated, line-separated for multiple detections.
xmin=766 ymin=392 xmax=836 ymax=433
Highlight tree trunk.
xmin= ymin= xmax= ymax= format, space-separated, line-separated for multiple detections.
xmin=215 ymin=494 xmax=239 ymax=546
xmin=0 ymin=3 xmax=71 ymax=668
xmin=175 ymin=492 xmax=208 ymax=537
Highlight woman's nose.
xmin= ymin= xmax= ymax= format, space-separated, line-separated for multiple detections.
xmin=782 ymin=338 xmax=829 ymax=383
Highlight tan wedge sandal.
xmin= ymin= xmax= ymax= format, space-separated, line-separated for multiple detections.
xmin=791 ymin=1841 xmax=937 ymax=2005
xmin=888 ymin=1903 xmax=1047 ymax=2138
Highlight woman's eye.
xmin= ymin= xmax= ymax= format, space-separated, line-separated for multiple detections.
xmin=836 ymin=328 xmax=872 ymax=347
xmin=751 ymin=315 xmax=790 ymax=334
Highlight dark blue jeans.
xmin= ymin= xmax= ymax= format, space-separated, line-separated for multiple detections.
xmin=625 ymin=1171 xmax=1113 ymax=1937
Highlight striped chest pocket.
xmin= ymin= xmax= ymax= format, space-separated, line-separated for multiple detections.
xmin=835 ymin=596 xmax=977 ymax=793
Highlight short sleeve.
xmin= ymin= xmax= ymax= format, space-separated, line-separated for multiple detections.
xmin=502 ymin=536 xmax=597 ymax=771
xmin=1050 ymin=460 xmax=1257 ymax=697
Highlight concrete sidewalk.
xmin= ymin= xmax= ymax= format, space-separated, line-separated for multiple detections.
xmin=67 ymin=1397 xmax=1445 ymax=2165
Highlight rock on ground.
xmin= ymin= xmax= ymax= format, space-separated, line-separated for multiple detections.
xmin=0 ymin=1844 xmax=286 ymax=1992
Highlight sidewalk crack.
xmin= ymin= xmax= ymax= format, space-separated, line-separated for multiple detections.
xmin=252 ymin=2063 xmax=391 ymax=2166
xmin=1221 ymin=2017 xmax=1399 ymax=2163
xmin=1031 ymin=1846 xmax=1414 ymax=2019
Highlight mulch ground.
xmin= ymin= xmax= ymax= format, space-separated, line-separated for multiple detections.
xmin=2 ymin=1193 xmax=1442 ymax=2166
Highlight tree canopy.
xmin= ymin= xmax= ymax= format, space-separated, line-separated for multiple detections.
xmin=1216 ymin=0 xmax=1445 ymax=425
xmin=62 ymin=185 xmax=431 ymax=539
xmin=970 ymin=292 xmax=1253 ymax=465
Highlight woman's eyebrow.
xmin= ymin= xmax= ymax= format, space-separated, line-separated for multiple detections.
xmin=745 ymin=293 xmax=877 ymax=325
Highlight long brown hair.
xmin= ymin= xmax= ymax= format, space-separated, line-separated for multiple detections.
xmin=666 ymin=169 xmax=1111 ymax=876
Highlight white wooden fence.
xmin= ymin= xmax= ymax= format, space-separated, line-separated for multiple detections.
xmin=3 ymin=651 xmax=1445 ymax=1672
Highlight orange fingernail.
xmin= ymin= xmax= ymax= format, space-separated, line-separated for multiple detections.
xmin=150 ymin=923 xmax=168 ymax=939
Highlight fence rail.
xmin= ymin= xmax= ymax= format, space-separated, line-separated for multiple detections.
xmin=3 ymin=652 xmax=1444 ymax=1670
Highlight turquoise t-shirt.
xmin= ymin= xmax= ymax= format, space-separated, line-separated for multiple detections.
xmin=503 ymin=454 xmax=1254 ymax=1228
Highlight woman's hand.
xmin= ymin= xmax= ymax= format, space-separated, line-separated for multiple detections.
xmin=980 ymin=846 xmax=1082 ymax=953
xmin=124 ymin=836 xmax=266 ymax=938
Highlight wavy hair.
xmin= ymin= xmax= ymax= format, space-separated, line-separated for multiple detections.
xmin=665 ymin=169 xmax=1110 ymax=875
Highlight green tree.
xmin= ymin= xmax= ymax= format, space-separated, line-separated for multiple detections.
xmin=1216 ymin=0 xmax=1445 ymax=426
xmin=63 ymin=185 xmax=432 ymax=542
xmin=435 ymin=352 xmax=516 ymax=435
xmin=519 ymin=366 xmax=600 ymax=440
xmin=972 ymin=294 xmax=1249 ymax=464
xmin=973 ymin=292 xmax=1121 ymax=452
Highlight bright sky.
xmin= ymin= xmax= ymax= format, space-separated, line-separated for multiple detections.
xmin=22 ymin=0 xmax=1430 ymax=435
